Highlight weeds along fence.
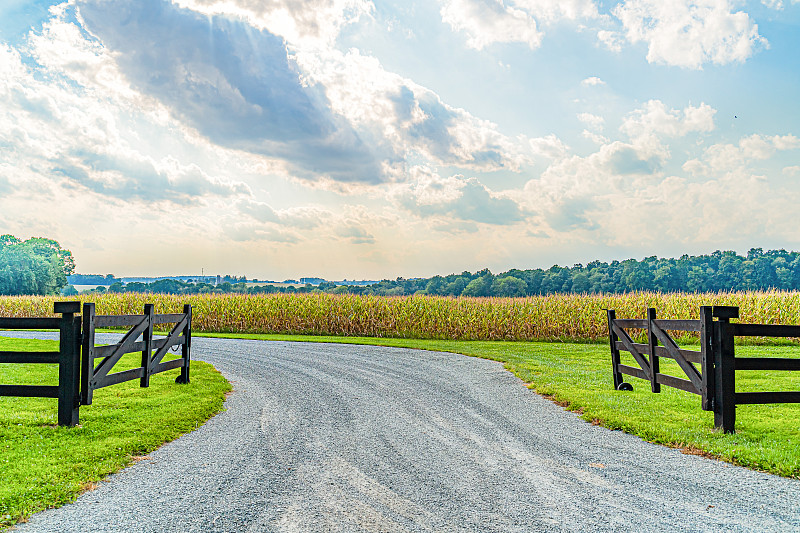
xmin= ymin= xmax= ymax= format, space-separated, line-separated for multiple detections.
xmin=3 ymin=291 xmax=800 ymax=341
xmin=0 ymin=302 xmax=192 ymax=426
xmin=608 ymin=306 xmax=800 ymax=433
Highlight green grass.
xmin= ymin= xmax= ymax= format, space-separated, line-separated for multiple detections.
xmin=0 ymin=336 xmax=231 ymax=530
xmin=1 ymin=331 xmax=797 ymax=531
xmin=193 ymin=331 xmax=800 ymax=479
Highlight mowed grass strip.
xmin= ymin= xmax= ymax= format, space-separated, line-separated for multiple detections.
xmin=197 ymin=331 xmax=800 ymax=479
xmin=0 ymin=336 xmax=231 ymax=531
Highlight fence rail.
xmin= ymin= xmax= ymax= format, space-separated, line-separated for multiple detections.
xmin=608 ymin=306 xmax=800 ymax=433
xmin=0 ymin=301 xmax=191 ymax=426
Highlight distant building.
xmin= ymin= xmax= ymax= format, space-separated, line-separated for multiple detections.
xmin=300 ymin=277 xmax=326 ymax=285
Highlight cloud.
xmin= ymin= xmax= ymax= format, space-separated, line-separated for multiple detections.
xmin=441 ymin=0 xmax=543 ymax=50
xmin=440 ymin=0 xmax=598 ymax=50
xmin=396 ymin=171 xmax=527 ymax=225
xmin=0 ymin=37 xmax=250 ymax=206
xmin=621 ymin=100 xmax=715 ymax=141
xmin=76 ymin=0 xmax=385 ymax=183
xmin=336 ymin=225 xmax=375 ymax=244
xmin=53 ymin=153 xmax=247 ymax=205
xmin=223 ymin=223 xmax=301 ymax=243
xmin=238 ymin=199 xmax=331 ymax=229
xmin=684 ymin=134 xmax=800 ymax=175
xmin=297 ymin=48 xmax=534 ymax=175
xmin=172 ymin=0 xmax=374 ymax=47
xmin=529 ymin=134 xmax=569 ymax=159
xmin=581 ymin=76 xmax=605 ymax=86
xmin=577 ymin=112 xmax=604 ymax=131
xmin=609 ymin=0 xmax=767 ymax=69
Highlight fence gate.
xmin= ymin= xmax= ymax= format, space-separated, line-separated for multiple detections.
xmin=0 ymin=301 xmax=191 ymax=426
xmin=607 ymin=306 xmax=800 ymax=432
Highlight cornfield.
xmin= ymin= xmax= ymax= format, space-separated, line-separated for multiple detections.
xmin=2 ymin=291 xmax=800 ymax=342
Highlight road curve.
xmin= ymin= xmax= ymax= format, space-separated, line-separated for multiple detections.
xmin=8 ymin=335 xmax=800 ymax=532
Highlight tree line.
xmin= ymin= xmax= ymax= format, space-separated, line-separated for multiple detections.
xmin=70 ymin=248 xmax=800 ymax=297
xmin=0 ymin=235 xmax=75 ymax=295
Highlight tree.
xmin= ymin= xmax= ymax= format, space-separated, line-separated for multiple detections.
xmin=493 ymin=276 xmax=527 ymax=297
xmin=0 ymin=235 xmax=75 ymax=295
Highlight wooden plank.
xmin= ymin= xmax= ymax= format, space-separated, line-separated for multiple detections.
xmin=152 ymin=358 xmax=185 ymax=374
xmin=735 ymin=358 xmax=800 ymax=371
xmin=618 ymin=364 xmax=647 ymax=380
xmin=654 ymin=345 xmax=702 ymax=364
xmin=615 ymin=342 xmax=702 ymax=364
xmin=92 ymin=318 xmax=150 ymax=380
xmin=656 ymin=373 xmax=700 ymax=395
xmin=614 ymin=319 xmax=648 ymax=328
xmin=732 ymin=323 xmax=800 ymax=338
xmin=94 ymin=314 xmax=147 ymax=328
xmin=700 ymin=306 xmax=714 ymax=412
xmin=608 ymin=310 xmax=622 ymax=390
xmin=153 ymin=313 xmax=186 ymax=325
xmin=0 ymin=317 xmax=60 ymax=329
xmin=612 ymin=323 xmax=651 ymax=377
xmin=647 ymin=308 xmax=660 ymax=393
xmin=93 ymin=344 xmax=138 ymax=359
xmin=651 ymin=323 xmax=703 ymax=392
xmin=652 ymin=319 xmax=701 ymax=332
xmin=735 ymin=391 xmax=800 ymax=404
xmin=0 ymin=351 xmax=59 ymax=364
xmin=149 ymin=320 xmax=187 ymax=368
xmin=82 ymin=302 xmax=96 ymax=406
xmin=92 ymin=367 xmax=144 ymax=390
xmin=0 ymin=384 xmax=59 ymax=398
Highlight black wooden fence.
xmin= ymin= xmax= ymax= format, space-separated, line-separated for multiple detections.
xmin=607 ymin=306 xmax=800 ymax=433
xmin=0 ymin=301 xmax=192 ymax=426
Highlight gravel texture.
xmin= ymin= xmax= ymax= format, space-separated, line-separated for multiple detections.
xmin=4 ymin=333 xmax=799 ymax=532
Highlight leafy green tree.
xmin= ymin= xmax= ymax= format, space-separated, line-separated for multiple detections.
xmin=493 ymin=276 xmax=527 ymax=297
xmin=0 ymin=235 xmax=74 ymax=295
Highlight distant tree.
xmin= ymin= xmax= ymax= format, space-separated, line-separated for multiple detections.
xmin=493 ymin=276 xmax=527 ymax=297
xmin=0 ymin=235 xmax=75 ymax=295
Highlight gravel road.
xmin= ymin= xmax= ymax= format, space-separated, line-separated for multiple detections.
xmin=5 ymin=334 xmax=800 ymax=532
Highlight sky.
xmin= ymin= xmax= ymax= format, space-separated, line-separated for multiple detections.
xmin=1 ymin=0 xmax=799 ymax=280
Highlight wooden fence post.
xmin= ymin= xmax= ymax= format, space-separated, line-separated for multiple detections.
xmin=55 ymin=301 xmax=81 ymax=427
xmin=176 ymin=304 xmax=192 ymax=384
xmin=713 ymin=306 xmax=739 ymax=433
xmin=81 ymin=303 xmax=96 ymax=405
xmin=607 ymin=309 xmax=623 ymax=389
xmin=647 ymin=308 xmax=661 ymax=393
xmin=699 ymin=306 xmax=714 ymax=411
xmin=141 ymin=304 xmax=154 ymax=388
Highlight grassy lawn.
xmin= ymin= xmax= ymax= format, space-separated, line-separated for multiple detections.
xmin=1 ymin=332 xmax=797 ymax=530
xmin=0 ymin=336 xmax=231 ymax=531
xmin=195 ymin=332 xmax=800 ymax=479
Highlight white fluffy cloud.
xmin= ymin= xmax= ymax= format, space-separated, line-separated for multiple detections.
xmin=684 ymin=134 xmax=800 ymax=175
xmin=620 ymin=100 xmax=716 ymax=140
xmin=581 ymin=76 xmax=606 ymax=86
xmin=441 ymin=0 xmax=543 ymax=50
xmin=440 ymin=0 xmax=598 ymax=50
xmin=172 ymin=0 xmax=374 ymax=48
xmin=608 ymin=0 xmax=767 ymax=69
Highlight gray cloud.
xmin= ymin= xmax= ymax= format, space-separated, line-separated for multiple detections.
xmin=390 ymin=86 xmax=506 ymax=169
xmin=400 ymin=177 xmax=526 ymax=225
xmin=546 ymin=198 xmax=598 ymax=232
xmin=77 ymin=0 xmax=384 ymax=183
xmin=53 ymin=151 xmax=246 ymax=205
xmin=606 ymin=146 xmax=662 ymax=175
xmin=336 ymin=226 xmax=375 ymax=245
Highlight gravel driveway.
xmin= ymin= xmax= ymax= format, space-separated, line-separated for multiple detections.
xmin=6 ymin=335 xmax=800 ymax=532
